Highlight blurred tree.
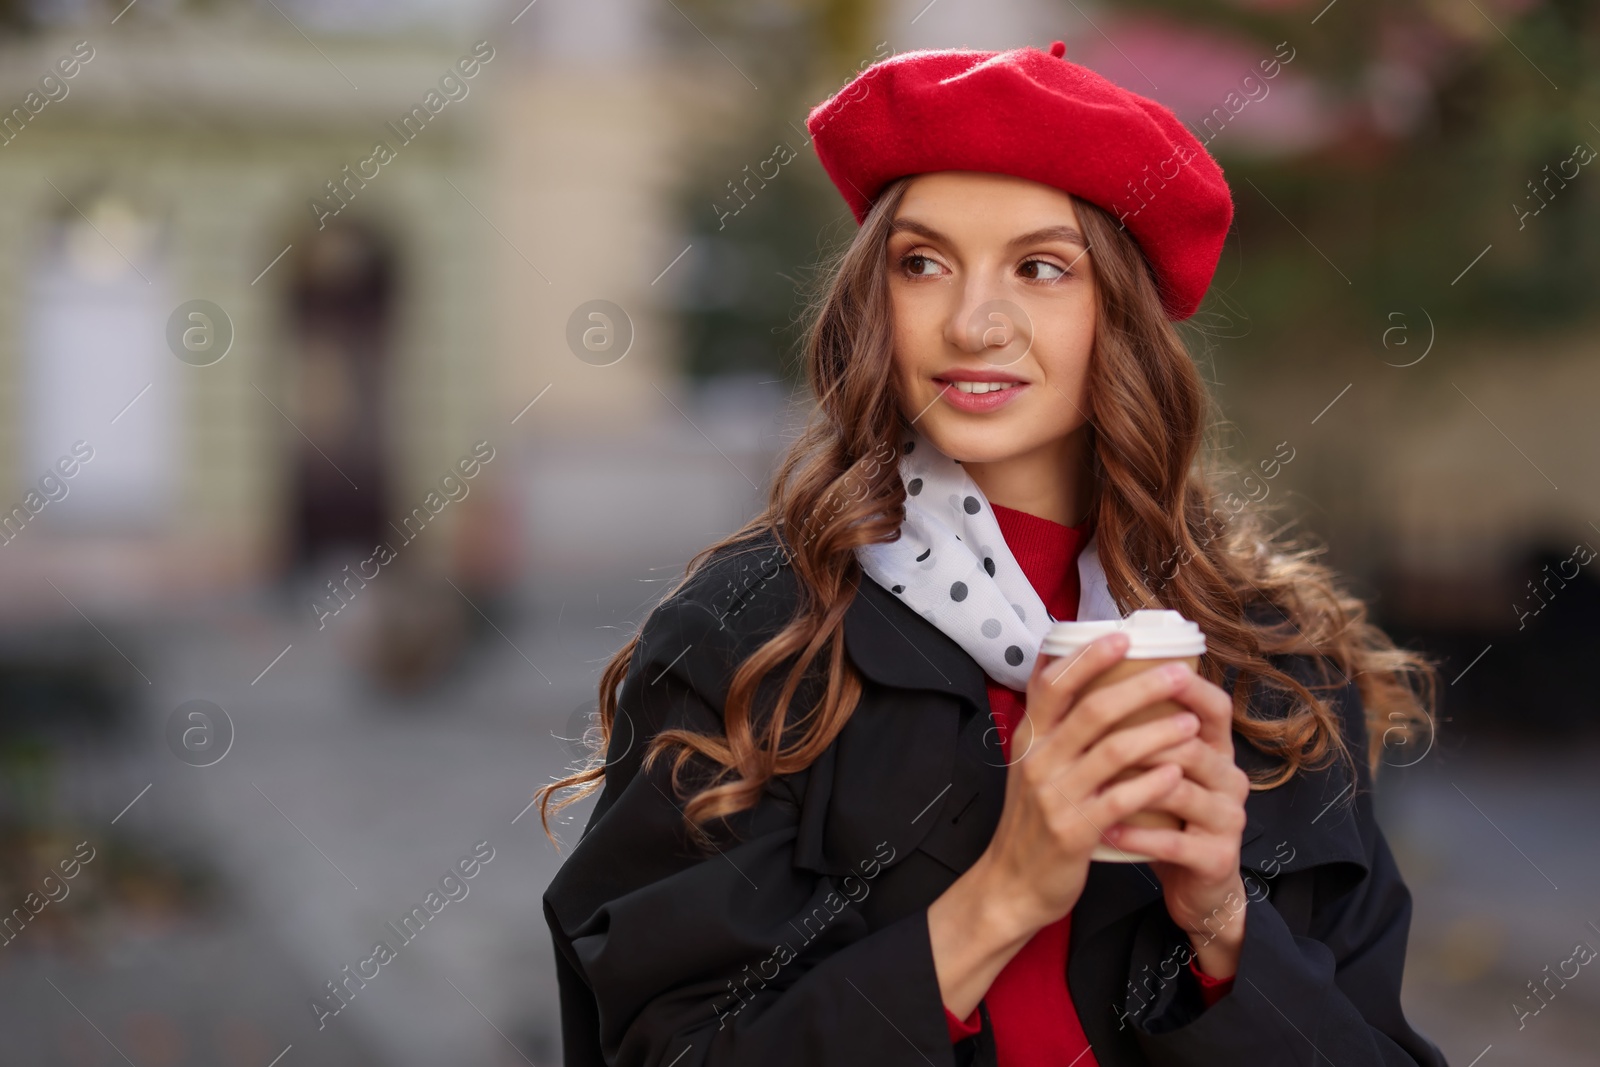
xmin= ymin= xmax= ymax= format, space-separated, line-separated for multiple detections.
xmin=662 ymin=0 xmax=887 ymax=383
xmin=1121 ymin=0 xmax=1600 ymax=359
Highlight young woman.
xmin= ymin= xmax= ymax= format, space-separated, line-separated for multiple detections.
xmin=536 ymin=41 xmax=1448 ymax=1067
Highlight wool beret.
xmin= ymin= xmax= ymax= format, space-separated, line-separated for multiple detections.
xmin=805 ymin=40 xmax=1234 ymax=320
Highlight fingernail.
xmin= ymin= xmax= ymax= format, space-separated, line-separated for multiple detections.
xmin=1162 ymin=662 xmax=1190 ymax=682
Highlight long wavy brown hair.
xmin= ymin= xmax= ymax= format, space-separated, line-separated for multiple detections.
xmin=533 ymin=175 xmax=1440 ymax=846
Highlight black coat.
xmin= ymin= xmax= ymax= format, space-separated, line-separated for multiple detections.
xmin=543 ymin=530 xmax=1450 ymax=1067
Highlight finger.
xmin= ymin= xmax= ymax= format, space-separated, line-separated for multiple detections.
xmin=1140 ymin=775 xmax=1246 ymax=838
xmin=1064 ymin=712 xmax=1201 ymax=795
xmin=1042 ymin=660 xmax=1195 ymax=762
xmin=1026 ymin=631 xmax=1131 ymax=738
xmin=1075 ymin=762 xmax=1184 ymax=838
xmin=1164 ymin=668 xmax=1236 ymax=750
xmin=1105 ymin=824 xmax=1239 ymax=884
xmin=1007 ymin=652 xmax=1058 ymax=763
xmin=1138 ymin=737 xmax=1245 ymax=796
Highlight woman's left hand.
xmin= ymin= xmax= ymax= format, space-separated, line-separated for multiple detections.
xmin=1099 ymin=663 xmax=1253 ymax=978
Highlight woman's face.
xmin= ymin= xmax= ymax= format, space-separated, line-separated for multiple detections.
xmin=886 ymin=171 xmax=1098 ymax=467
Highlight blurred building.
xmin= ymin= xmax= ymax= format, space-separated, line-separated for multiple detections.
xmin=0 ymin=16 xmax=511 ymax=623
xmin=0 ymin=2 xmax=810 ymax=636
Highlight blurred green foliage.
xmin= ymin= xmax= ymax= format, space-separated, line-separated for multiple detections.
xmin=1187 ymin=0 xmax=1600 ymax=352
xmin=664 ymin=0 xmax=885 ymax=383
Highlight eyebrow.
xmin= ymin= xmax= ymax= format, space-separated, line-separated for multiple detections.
xmin=889 ymin=218 xmax=1087 ymax=250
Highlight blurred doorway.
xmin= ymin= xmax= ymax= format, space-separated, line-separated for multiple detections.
xmin=283 ymin=220 xmax=397 ymax=571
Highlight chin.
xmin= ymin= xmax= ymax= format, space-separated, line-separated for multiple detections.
xmin=919 ymin=420 xmax=1032 ymax=466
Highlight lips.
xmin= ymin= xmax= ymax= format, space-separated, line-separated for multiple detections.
xmin=933 ymin=374 xmax=1030 ymax=412
xmin=933 ymin=369 xmax=1028 ymax=400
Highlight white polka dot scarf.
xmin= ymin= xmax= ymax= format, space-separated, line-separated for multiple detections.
xmin=854 ymin=426 xmax=1123 ymax=691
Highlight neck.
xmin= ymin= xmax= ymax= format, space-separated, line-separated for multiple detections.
xmin=959 ymin=426 xmax=1094 ymax=527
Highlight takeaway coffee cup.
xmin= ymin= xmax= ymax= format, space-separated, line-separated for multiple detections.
xmin=1040 ymin=610 xmax=1207 ymax=863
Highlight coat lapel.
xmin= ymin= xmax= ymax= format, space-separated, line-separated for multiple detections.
xmin=794 ymin=566 xmax=991 ymax=878
xmin=841 ymin=562 xmax=992 ymax=708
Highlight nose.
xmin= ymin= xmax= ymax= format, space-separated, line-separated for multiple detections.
xmin=943 ymin=272 xmax=1003 ymax=354
xmin=942 ymin=274 xmax=1033 ymax=367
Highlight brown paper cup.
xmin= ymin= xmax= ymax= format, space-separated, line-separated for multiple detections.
xmin=1039 ymin=610 xmax=1206 ymax=864
xmin=1076 ymin=653 xmax=1199 ymax=862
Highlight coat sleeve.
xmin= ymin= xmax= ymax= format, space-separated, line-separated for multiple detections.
xmin=542 ymin=593 xmax=963 ymax=1067
xmin=1124 ymin=669 xmax=1450 ymax=1067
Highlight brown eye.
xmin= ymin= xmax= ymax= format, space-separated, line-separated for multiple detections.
xmin=901 ymin=253 xmax=941 ymax=277
xmin=1020 ymin=259 xmax=1068 ymax=281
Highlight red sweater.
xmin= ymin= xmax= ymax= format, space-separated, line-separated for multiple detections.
xmin=940 ymin=504 xmax=1232 ymax=1058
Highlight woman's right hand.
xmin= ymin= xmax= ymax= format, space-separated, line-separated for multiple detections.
xmin=926 ymin=631 xmax=1201 ymax=1020
xmin=982 ymin=631 xmax=1201 ymax=935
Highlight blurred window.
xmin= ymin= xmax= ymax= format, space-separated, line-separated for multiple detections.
xmin=25 ymin=192 xmax=176 ymax=529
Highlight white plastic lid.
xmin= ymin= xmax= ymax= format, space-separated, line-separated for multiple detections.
xmin=1041 ymin=609 xmax=1206 ymax=659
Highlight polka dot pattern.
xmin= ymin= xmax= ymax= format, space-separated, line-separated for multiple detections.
xmin=853 ymin=425 xmax=1120 ymax=690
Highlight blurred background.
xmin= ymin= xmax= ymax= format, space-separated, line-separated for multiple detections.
xmin=0 ymin=0 xmax=1595 ymax=1063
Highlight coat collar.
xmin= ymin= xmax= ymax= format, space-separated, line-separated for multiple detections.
xmin=839 ymin=528 xmax=1370 ymax=946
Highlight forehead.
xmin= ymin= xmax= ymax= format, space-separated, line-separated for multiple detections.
xmin=891 ymin=171 xmax=1083 ymax=232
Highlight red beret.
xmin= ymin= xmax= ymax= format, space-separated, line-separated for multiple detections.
xmin=805 ymin=41 xmax=1234 ymax=320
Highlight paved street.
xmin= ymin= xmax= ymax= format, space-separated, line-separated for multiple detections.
xmin=1385 ymin=744 xmax=1600 ymax=1066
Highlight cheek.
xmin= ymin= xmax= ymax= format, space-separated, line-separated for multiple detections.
xmin=1031 ymin=300 xmax=1096 ymax=395
xmin=886 ymin=287 xmax=931 ymax=381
